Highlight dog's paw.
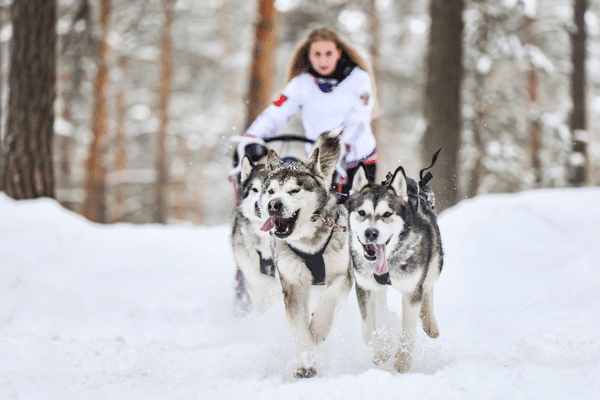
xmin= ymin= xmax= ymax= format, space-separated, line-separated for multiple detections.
xmin=420 ymin=312 xmax=439 ymax=339
xmin=394 ymin=350 xmax=412 ymax=373
xmin=309 ymin=310 xmax=333 ymax=345
xmin=369 ymin=333 xmax=392 ymax=365
xmin=294 ymin=366 xmax=317 ymax=379
xmin=423 ymin=322 xmax=439 ymax=339
xmin=373 ymin=351 xmax=390 ymax=366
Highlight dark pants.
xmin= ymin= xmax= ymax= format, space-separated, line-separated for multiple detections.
xmin=334 ymin=163 xmax=377 ymax=200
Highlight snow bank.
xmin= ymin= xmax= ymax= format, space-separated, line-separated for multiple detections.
xmin=1 ymin=189 xmax=599 ymax=399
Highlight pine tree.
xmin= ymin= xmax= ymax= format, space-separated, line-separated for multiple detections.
xmin=1 ymin=0 xmax=57 ymax=199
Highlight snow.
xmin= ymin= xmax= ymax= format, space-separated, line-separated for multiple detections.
xmin=1 ymin=188 xmax=600 ymax=399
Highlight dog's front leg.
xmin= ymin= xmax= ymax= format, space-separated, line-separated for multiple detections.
xmin=356 ymin=283 xmax=390 ymax=364
xmin=309 ymin=271 xmax=352 ymax=345
xmin=419 ymin=284 xmax=439 ymax=338
xmin=395 ymin=291 xmax=421 ymax=373
xmin=356 ymin=283 xmax=376 ymax=344
xmin=279 ymin=274 xmax=315 ymax=377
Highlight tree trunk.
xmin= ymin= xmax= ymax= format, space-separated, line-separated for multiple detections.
xmin=0 ymin=6 xmax=8 ymax=143
xmin=155 ymin=0 xmax=173 ymax=224
xmin=217 ymin=0 xmax=240 ymax=130
xmin=422 ymin=0 xmax=464 ymax=211
xmin=367 ymin=0 xmax=381 ymax=142
xmin=245 ymin=0 xmax=278 ymax=129
xmin=112 ymin=56 xmax=128 ymax=223
xmin=82 ymin=0 xmax=110 ymax=222
xmin=1 ymin=0 xmax=57 ymax=199
xmin=569 ymin=0 xmax=589 ymax=186
xmin=525 ymin=17 xmax=543 ymax=185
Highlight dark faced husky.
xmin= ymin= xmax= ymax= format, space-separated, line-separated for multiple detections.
xmin=259 ymin=128 xmax=353 ymax=378
xmin=231 ymin=156 xmax=281 ymax=316
xmin=347 ymin=162 xmax=443 ymax=373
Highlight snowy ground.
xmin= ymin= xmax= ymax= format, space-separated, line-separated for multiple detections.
xmin=1 ymin=188 xmax=599 ymax=400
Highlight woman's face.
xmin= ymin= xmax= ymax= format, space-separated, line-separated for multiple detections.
xmin=309 ymin=40 xmax=341 ymax=76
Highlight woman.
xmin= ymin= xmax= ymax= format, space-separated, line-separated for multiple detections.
xmin=242 ymin=27 xmax=378 ymax=196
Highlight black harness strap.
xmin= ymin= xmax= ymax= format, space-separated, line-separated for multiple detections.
xmin=419 ymin=148 xmax=441 ymax=188
xmin=288 ymin=228 xmax=334 ymax=286
xmin=374 ymin=272 xmax=391 ymax=285
xmin=257 ymin=250 xmax=276 ymax=277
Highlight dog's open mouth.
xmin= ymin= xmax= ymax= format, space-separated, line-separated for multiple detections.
xmin=260 ymin=211 xmax=299 ymax=238
xmin=362 ymin=243 xmax=381 ymax=262
xmin=360 ymin=237 xmax=392 ymax=275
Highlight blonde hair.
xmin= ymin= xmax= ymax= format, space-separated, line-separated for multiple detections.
xmin=287 ymin=27 xmax=370 ymax=82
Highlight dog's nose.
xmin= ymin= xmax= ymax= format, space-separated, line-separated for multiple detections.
xmin=364 ymin=228 xmax=379 ymax=242
xmin=268 ymin=199 xmax=282 ymax=215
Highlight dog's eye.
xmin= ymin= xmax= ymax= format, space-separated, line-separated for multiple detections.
xmin=383 ymin=212 xmax=392 ymax=218
xmin=357 ymin=210 xmax=366 ymax=217
xmin=252 ymin=188 xmax=259 ymax=193
xmin=289 ymin=188 xmax=300 ymax=195
xmin=268 ymin=189 xmax=274 ymax=195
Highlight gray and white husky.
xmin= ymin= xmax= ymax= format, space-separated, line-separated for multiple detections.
xmin=259 ymin=128 xmax=352 ymax=378
xmin=346 ymin=162 xmax=443 ymax=373
xmin=231 ymin=156 xmax=281 ymax=316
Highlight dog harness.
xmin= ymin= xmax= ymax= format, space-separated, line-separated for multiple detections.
xmin=286 ymin=207 xmax=342 ymax=285
xmin=374 ymin=272 xmax=391 ymax=285
xmin=287 ymin=228 xmax=334 ymax=286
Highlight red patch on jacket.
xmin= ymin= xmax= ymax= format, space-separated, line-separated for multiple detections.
xmin=360 ymin=93 xmax=370 ymax=106
xmin=273 ymin=94 xmax=288 ymax=107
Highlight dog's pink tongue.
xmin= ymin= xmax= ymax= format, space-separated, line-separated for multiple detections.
xmin=375 ymin=244 xmax=388 ymax=275
xmin=260 ymin=216 xmax=276 ymax=232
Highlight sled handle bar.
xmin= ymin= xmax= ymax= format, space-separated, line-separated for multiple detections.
xmin=264 ymin=134 xmax=314 ymax=144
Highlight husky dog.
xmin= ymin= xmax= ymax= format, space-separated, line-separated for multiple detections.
xmin=346 ymin=161 xmax=443 ymax=373
xmin=231 ymin=156 xmax=280 ymax=316
xmin=259 ymin=128 xmax=352 ymax=378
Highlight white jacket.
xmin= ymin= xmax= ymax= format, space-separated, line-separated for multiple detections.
xmin=244 ymin=67 xmax=377 ymax=167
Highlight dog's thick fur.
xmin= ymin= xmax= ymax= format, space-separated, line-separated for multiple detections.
xmin=231 ymin=156 xmax=280 ymax=316
xmin=347 ymin=164 xmax=443 ymax=373
xmin=259 ymin=128 xmax=352 ymax=378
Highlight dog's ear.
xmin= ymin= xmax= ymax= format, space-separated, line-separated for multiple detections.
xmin=350 ymin=164 xmax=370 ymax=196
xmin=310 ymin=129 xmax=340 ymax=180
xmin=240 ymin=155 xmax=254 ymax=185
xmin=390 ymin=166 xmax=409 ymax=203
xmin=308 ymin=148 xmax=322 ymax=175
xmin=266 ymin=149 xmax=283 ymax=173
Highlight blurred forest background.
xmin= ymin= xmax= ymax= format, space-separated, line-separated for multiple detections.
xmin=0 ymin=0 xmax=598 ymax=225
